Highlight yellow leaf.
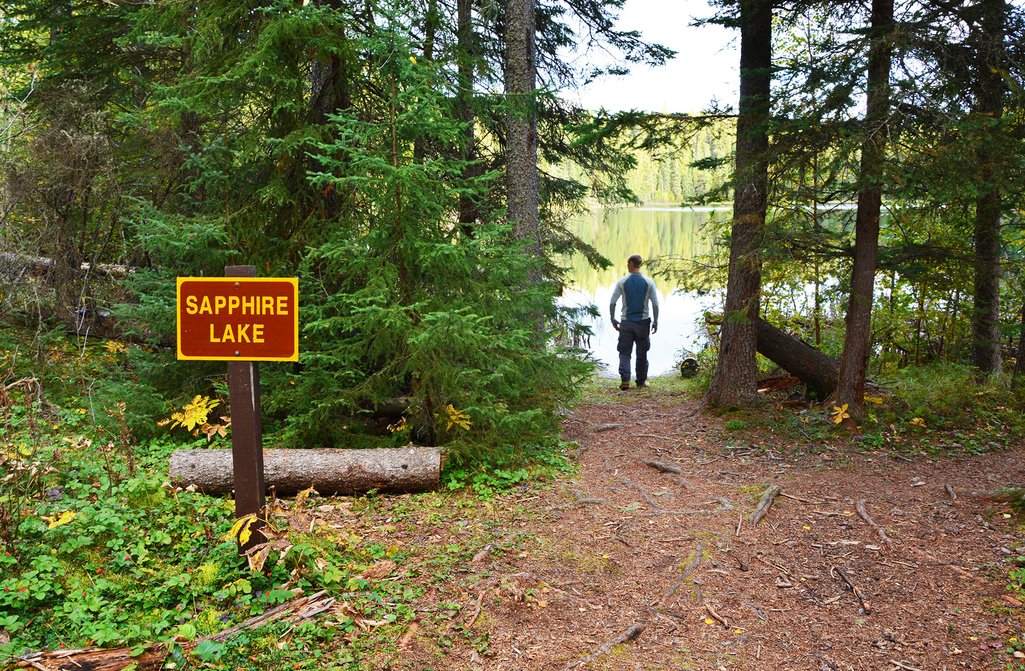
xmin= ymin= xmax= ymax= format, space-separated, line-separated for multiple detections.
xmin=831 ymin=403 xmax=850 ymax=424
xmin=294 ymin=486 xmax=318 ymax=509
xmin=162 ymin=396 xmax=219 ymax=433
xmin=909 ymin=417 xmax=926 ymax=427
xmin=226 ymin=514 xmax=258 ymax=544
xmin=864 ymin=395 xmax=883 ymax=404
xmin=704 ymin=618 xmax=715 ymax=625
xmin=443 ymin=404 xmax=472 ymax=432
xmin=239 ymin=520 xmax=255 ymax=546
xmin=105 ymin=340 xmax=127 ymax=354
xmin=47 ymin=510 xmax=76 ymax=529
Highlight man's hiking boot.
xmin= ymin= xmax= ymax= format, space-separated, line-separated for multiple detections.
xmin=619 ymin=380 xmax=630 ymax=391
xmin=636 ymin=381 xmax=647 ymax=388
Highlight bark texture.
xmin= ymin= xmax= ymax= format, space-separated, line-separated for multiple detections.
xmin=457 ymin=0 xmax=481 ymax=234
xmin=971 ymin=0 xmax=1005 ymax=374
xmin=756 ymin=318 xmax=838 ymax=397
xmin=704 ymin=0 xmax=772 ymax=408
xmin=504 ymin=0 xmax=539 ymax=257
xmin=170 ymin=446 xmax=443 ymax=496
xmin=0 ymin=252 xmax=133 ymax=279
xmin=833 ymin=0 xmax=893 ymax=422
xmin=15 ymin=646 xmax=167 ymax=671
xmin=1017 ymin=293 xmax=1025 ymax=376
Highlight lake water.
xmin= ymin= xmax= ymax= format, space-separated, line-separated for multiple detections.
xmin=560 ymin=206 xmax=724 ymax=378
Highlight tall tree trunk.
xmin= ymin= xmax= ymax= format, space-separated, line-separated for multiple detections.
xmin=310 ymin=0 xmax=350 ymax=124
xmin=832 ymin=0 xmax=893 ymax=422
xmin=704 ymin=0 xmax=772 ymax=408
xmin=971 ymin=0 xmax=1005 ymax=374
xmin=1016 ymin=286 xmax=1025 ymax=376
xmin=310 ymin=0 xmax=351 ymax=220
xmin=504 ymin=0 xmax=540 ymax=263
xmin=457 ymin=0 xmax=480 ymax=236
xmin=414 ymin=0 xmax=440 ymax=163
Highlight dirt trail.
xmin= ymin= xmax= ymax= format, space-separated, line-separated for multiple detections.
xmin=395 ymin=391 xmax=1025 ymax=670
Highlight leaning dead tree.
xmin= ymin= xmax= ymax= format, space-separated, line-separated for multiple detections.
xmin=756 ymin=317 xmax=838 ymax=397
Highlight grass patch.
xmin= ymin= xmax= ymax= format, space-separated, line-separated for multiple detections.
xmin=576 ymin=370 xmax=705 ymax=406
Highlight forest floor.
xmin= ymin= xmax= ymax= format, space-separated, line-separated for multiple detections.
xmin=329 ymin=383 xmax=1025 ymax=671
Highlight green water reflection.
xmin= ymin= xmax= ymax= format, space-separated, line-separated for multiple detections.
xmin=563 ymin=207 xmax=719 ymax=294
xmin=561 ymin=206 xmax=723 ymax=377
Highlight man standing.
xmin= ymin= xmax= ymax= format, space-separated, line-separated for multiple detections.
xmin=610 ymin=254 xmax=660 ymax=390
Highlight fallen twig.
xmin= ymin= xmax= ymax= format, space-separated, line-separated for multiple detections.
xmin=643 ymin=507 xmax=727 ymax=517
xmin=889 ymin=660 xmax=922 ymax=671
xmin=621 ymin=477 xmax=665 ymax=510
xmin=741 ymin=599 xmax=767 ymax=622
xmin=855 ymin=499 xmax=894 ymax=549
xmin=779 ymin=491 xmax=812 ymax=504
xmin=749 ymin=485 xmax=781 ymax=526
xmin=208 ymin=590 xmax=333 ymax=641
xmin=464 ymin=591 xmax=486 ymax=629
xmin=644 ymin=460 xmax=682 ymax=474
xmin=834 ymin=566 xmax=871 ymax=614
xmin=594 ymin=423 xmax=622 ymax=432
xmin=754 ymin=553 xmax=792 ymax=576
xmin=661 ymin=544 xmax=704 ymax=603
xmin=561 ymin=623 xmax=644 ymax=670
xmin=703 ymin=601 xmax=730 ymax=628
xmin=17 ymin=591 xmax=335 ymax=670
xmin=549 ymin=497 xmax=614 ymax=510
xmin=472 ymin=544 xmax=494 ymax=563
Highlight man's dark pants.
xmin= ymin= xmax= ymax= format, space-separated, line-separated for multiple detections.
xmin=617 ymin=318 xmax=651 ymax=384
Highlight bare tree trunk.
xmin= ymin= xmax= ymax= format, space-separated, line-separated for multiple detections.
xmin=310 ymin=0 xmax=351 ymax=219
xmin=457 ymin=0 xmax=480 ymax=236
xmin=704 ymin=0 xmax=772 ymax=408
xmin=832 ymin=0 xmax=893 ymax=423
xmin=414 ymin=0 xmax=440 ymax=163
xmin=504 ymin=0 xmax=540 ymax=264
xmin=1016 ymin=288 xmax=1025 ymax=376
xmin=971 ymin=0 xmax=1005 ymax=374
xmin=310 ymin=0 xmax=351 ymax=124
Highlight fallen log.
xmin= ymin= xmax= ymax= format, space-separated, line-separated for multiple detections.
xmin=170 ymin=446 xmax=442 ymax=496
xmin=0 ymin=251 xmax=134 ymax=279
xmin=756 ymin=318 xmax=838 ymax=397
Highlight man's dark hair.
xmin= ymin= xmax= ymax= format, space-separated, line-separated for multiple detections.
xmin=627 ymin=254 xmax=643 ymax=267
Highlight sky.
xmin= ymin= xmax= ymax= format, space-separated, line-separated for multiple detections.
xmin=566 ymin=0 xmax=739 ymax=114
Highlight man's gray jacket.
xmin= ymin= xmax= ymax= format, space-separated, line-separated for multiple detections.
xmin=610 ymin=271 xmax=659 ymax=325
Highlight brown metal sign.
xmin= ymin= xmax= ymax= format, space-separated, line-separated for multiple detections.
xmin=177 ymin=277 xmax=299 ymax=361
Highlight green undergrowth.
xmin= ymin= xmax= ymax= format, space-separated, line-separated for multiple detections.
xmin=708 ymin=362 xmax=1025 ymax=456
xmin=0 ymin=326 xmax=579 ymax=668
xmin=0 ymin=423 xmax=415 ymax=666
xmin=441 ymin=440 xmax=578 ymax=498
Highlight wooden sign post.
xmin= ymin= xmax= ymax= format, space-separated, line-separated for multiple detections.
xmin=176 ymin=266 xmax=299 ymax=554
